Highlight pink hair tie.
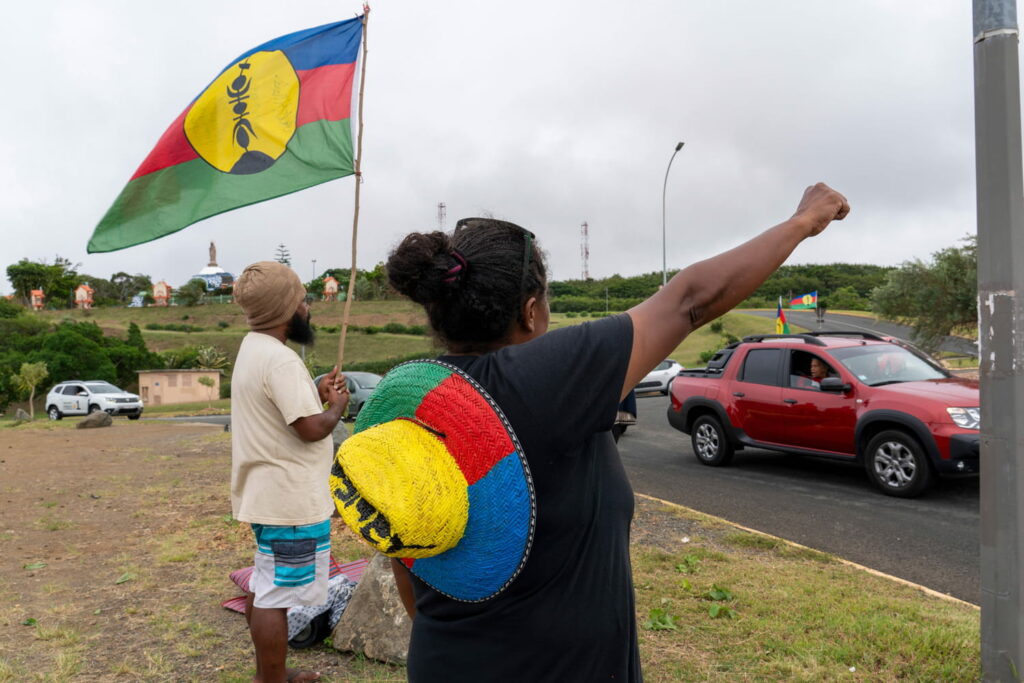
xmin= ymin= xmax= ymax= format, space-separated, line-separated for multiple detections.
xmin=442 ymin=250 xmax=468 ymax=283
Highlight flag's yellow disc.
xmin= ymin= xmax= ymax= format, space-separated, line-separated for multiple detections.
xmin=184 ymin=50 xmax=299 ymax=175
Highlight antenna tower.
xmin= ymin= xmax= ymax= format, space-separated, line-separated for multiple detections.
xmin=580 ymin=221 xmax=590 ymax=280
xmin=437 ymin=202 xmax=447 ymax=230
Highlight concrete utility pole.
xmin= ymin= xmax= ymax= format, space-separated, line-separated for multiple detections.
xmin=974 ymin=1 xmax=1024 ymax=680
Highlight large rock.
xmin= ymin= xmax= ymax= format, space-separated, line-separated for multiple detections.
xmin=77 ymin=411 xmax=113 ymax=429
xmin=14 ymin=409 xmax=31 ymax=422
xmin=331 ymin=552 xmax=412 ymax=664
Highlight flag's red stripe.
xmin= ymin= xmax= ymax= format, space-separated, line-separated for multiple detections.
xmin=130 ymin=106 xmax=198 ymax=181
xmin=130 ymin=62 xmax=354 ymax=182
xmin=296 ymin=62 xmax=355 ymax=126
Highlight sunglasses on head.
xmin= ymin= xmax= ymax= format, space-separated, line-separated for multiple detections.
xmin=454 ymin=218 xmax=536 ymax=291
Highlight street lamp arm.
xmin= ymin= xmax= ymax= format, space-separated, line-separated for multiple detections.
xmin=662 ymin=142 xmax=685 ymax=287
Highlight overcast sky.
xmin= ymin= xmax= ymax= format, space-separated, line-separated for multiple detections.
xmin=0 ymin=1 xmax=984 ymax=293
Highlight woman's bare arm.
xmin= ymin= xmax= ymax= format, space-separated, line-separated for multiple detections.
xmin=390 ymin=558 xmax=416 ymax=619
xmin=623 ymin=183 xmax=849 ymax=399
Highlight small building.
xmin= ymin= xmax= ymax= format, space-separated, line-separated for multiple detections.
xmin=137 ymin=369 xmax=221 ymax=406
xmin=30 ymin=289 xmax=45 ymax=311
xmin=153 ymin=281 xmax=172 ymax=306
xmin=323 ymin=276 xmax=340 ymax=302
xmin=74 ymin=283 xmax=94 ymax=310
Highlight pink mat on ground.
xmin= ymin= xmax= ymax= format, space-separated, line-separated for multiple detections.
xmin=221 ymin=557 xmax=370 ymax=614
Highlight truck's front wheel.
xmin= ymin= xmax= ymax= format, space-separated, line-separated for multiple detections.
xmin=691 ymin=415 xmax=734 ymax=466
xmin=864 ymin=430 xmax=932 ymax=498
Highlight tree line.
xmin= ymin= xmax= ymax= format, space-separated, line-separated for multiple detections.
xmin=0 ymin=298 xmax=233 ymax=413
xmin=4 ymin=238 xmax=978 ymax=355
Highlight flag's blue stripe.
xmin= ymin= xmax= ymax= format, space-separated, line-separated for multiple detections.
xmin=237 ymin=17 xmax=363 ymax=71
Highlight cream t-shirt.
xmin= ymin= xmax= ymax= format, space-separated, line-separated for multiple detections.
xmin=230 ymin=331 xmax=334 ymax=525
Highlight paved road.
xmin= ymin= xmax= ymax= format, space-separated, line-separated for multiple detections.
xmin=619 ymin=394 xmax=979 ymax=604
xmin=744 ymin=310 xmax=978 ymax=357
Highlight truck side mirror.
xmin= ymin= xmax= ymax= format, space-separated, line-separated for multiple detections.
xmin=820 ymin=377 xmax=851 ymax=393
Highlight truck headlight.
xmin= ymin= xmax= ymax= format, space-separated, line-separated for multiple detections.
xmin=946 ymin=407 xmax=980 ymax=430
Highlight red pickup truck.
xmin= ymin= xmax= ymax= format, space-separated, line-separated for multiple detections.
xmin=667 ymin=332 xmax=980 ymax=497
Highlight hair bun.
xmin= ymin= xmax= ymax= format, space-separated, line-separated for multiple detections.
xmin=386 ymin=231 xmax=459 ymax=305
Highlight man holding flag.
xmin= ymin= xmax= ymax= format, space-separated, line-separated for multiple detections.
xmin=232 ymin=261 xmax=349 ymax=683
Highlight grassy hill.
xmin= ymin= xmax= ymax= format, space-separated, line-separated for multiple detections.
xmin=35 ymin=300 xmax=436 ymax=368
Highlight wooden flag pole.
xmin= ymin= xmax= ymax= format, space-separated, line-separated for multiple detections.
xmin=337 ymin=5 xmax=370 ymax=371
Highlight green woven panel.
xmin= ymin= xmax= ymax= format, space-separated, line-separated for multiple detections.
xmin=353 ymin=361 xmax=451 ymax=433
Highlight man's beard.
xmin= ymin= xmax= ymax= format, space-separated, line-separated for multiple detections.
xmin=287 ymin=311 xmax=315 ymax=345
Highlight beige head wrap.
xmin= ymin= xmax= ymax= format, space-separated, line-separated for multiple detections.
xmin=234 ymin=261 xmax=306 ymax=330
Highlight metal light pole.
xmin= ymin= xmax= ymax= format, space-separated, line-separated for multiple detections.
xmin=662 ymin=142 xmax=685 ymax=287
xmin=312 ymin=259 xmax=317 ymax=281
xmin=974 ymin=1 xmax=1024 ymax=679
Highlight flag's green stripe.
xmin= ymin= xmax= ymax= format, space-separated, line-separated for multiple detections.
xmin=790 ymin=304 xmax=816 ymax=310
xmin=88 ymin=118 xmax=354 ymax=253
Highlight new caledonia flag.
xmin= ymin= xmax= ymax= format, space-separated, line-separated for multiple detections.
xmin=87 ymin=17 xmax=364 ymax=253
xmin=789 ymin=291 xmax=818 ymax=309
xmin=776 ymin=297 xmax=791 ymax=334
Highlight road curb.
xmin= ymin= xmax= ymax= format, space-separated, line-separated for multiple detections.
xmin=637 ymin=492 xmax=979 ymax=610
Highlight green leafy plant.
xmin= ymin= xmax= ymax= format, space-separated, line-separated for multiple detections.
xmin=195 ymin=345 xmax=229 ymax=370
xmin=704 ymin=584 xmax=734 ymax=601
xmin=675 ymin=554 xmax=701 ymax=574
xmin=708 ymin=604 xmax=737 ymax=619
xmin=23 ymin=562 xmax=47 ymax=570
xmin=644 ymin=608 xmax=678 ymax=631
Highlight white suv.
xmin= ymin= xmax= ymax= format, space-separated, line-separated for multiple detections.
xmin=45 ymin=381 xmax=144 ymax=421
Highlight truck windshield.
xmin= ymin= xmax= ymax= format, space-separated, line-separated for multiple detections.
xmin=830 ymin=345 xmax=948 ymax=387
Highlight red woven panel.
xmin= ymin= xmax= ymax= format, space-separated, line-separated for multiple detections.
xmin=415 ymin=374 xmax=514 ymax=486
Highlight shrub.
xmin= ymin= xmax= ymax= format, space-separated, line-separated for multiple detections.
xmin=145 ymin=323 xmax=163 ymax=331
xmin=217 ymin=321 xmax=230 ymax=329
xmin=0 ymin=299 xmax=23 ymax=319
xmin=699 ymin=348 xmax=719 ymax=364
xmin=709 ymin=320 xmax=724 ymax=334
xmin=547 ymin=295 xmax=642 ymax=313
xmin=219 ymin=378 xmax=231 ymax=399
